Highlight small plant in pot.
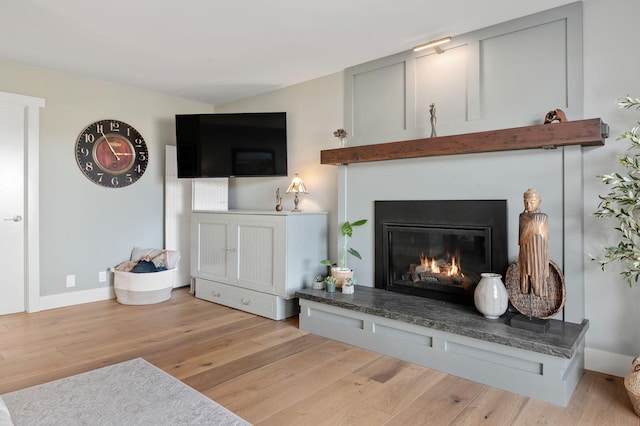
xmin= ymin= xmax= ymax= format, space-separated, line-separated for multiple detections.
xmin=312 ymin=274 xmax=325 ymax=290
xmin=342 ymin=277 xmax=356 ymax=294
xmin=321 ymin=219 xmax=368 ymax=287
xmin=324 ymin=275 xmax=337 ymax=293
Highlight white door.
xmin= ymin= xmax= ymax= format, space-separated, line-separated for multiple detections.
xmin=0 ymin=102 xmax=26 ymax=315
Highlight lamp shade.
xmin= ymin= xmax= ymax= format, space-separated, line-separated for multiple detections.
xmin=286 ymin=174 xmax=308 ymax=194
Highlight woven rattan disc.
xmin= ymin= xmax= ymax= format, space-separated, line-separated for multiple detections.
xmin=504 ymin=260 xmax=566 ymax=319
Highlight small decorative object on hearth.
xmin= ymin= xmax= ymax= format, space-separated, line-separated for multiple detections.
xmin=474 ymin=273 xmax=508 ymax=319
xmin=275 ymin=188 xmax=283 ymax=211
xmin=544 ymin=109 xmax=568 ymax=123
xmin=342 ymin=277 xmax=355 ymax=294
xmin=312 ymin=274 xmax=325 ymax=290
xmin=324 ymin=276 xmax=337 ymax=293
xmin=334 ymin=128 xmax=348 ymax=148
xmin=321 ymin=219 xmax=368 ymax=287
xmin=625 ymin=357 xmax=640 ymax=417
xmin=505 ymin=260 xmax=565 ymax=320
xmin=429 ymin=103 xmax=437 ymax=137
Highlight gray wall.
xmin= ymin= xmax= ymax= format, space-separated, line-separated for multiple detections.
xmin=0 ymin=61 xmax=213 ymax=299
xmin=582 ymin=0 xmax=640 ymax=370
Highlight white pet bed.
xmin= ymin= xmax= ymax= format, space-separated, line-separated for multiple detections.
xmin=113 ymin=247 xmax=180 ymax=305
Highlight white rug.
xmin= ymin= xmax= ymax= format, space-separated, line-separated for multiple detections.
xmin=1 ymin=358 xmax=251 ymax=426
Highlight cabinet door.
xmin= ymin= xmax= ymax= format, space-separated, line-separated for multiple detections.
xmin=234 ymin=217 xmax=285 ymax=294
xmin=191 ymin=215 xmax=232 ymax=283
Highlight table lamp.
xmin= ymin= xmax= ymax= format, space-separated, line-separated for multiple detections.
xmin=286 ymin=174 xmax=308 ymax=212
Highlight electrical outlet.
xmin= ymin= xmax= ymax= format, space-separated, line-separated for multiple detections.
xmin=99 ymin=271 xmax=107 ymax=282
xmin=66 ymin=274 xmax=75 ymax=288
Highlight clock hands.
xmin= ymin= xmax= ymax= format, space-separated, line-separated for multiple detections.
xmin=100 ymin=130 xmax=121 ymax=161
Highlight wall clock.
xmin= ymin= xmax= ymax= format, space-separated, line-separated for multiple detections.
xmin=75 ymin=119 xmax=148 ymax=188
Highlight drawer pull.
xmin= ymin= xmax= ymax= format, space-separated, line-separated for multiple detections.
xmin=241 ymin=298 xmax=251 ymax=306
xmin=211 ymin=291 xmax=222 ymax=298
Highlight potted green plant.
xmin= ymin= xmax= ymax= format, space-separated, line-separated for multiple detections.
xmin=342 ymin=277 xmax=356 ymax=294
xmin=594 ymin=96 xmax=640 ymax=286
xmin=312 ymin=274 xmax=325 ymax=290
xmin=321 ymin=219 xmax=368 ymax=287
xmin=324 ymin=275 xmax=337 ymax=293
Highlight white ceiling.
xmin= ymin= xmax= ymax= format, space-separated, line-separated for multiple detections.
xmin=0 ymin=0 xmax=577 ymax=105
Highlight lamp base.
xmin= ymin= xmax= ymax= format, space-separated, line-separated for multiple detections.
xmin=290 ymin=193 xmax=302 ymax=212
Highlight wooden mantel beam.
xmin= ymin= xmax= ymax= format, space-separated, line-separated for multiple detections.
xmin=320 ymin=118 xmax=608 ymax=165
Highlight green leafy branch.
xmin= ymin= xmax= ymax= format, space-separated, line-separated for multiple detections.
xmin=321 ymin=219 xmax=368 ymax=269
xmin=594 ymin=96 xmax=640 ymax=286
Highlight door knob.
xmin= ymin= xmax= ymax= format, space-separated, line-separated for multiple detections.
xmin=3 ymin=215 xmax=22 ymax=222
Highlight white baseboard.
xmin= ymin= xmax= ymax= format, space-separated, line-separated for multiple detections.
xmin=39 ymin=286 xmax=115 ymax=311
xmin=585 ymin=347 xmax=635 ymax=377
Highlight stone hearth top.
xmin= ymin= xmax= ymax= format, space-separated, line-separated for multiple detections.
xmin=296 ymin=286 xmax=588 ymax=359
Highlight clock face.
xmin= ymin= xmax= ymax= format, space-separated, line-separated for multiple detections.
xmin=75 ymin=119 xmax=148 ymax=188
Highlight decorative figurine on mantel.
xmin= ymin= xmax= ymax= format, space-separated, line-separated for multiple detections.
xmin=544 ymin=108 xmax=568 ymax=124
xmin=429 ymin=103 xmax=437 ymax=137
xmin=504 ymin=188 xmax=566 ymax=331
xmin=275 ymin=188 xmax=283 ymax=211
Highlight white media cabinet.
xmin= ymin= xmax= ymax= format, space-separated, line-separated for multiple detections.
xmin=191 ymin=210 xmax=327 ymax=320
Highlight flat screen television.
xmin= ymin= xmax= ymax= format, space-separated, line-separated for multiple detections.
xmin=175 ymin=112 xmax=288 ymax=178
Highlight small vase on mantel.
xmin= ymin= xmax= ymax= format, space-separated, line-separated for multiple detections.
xmin=474 ymin=273 xmax=508 ymax=319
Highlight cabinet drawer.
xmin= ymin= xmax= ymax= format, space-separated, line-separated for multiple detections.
xmin=195 ymin=278 xmax=284 ymax=320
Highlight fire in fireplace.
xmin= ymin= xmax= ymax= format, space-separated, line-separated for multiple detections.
xmin=375 ymin=200 xmax=508 ymax=305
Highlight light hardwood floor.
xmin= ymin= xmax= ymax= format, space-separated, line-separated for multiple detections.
xmin=0 ymin=288 xmax=638 ymax=425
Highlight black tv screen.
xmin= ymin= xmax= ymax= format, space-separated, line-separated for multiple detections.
xmin=175 ymin=112 xmax=288 ymax=178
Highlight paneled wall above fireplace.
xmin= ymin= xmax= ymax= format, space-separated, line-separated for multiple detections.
xmin=343 ymin=2 xmax=584 ymax=147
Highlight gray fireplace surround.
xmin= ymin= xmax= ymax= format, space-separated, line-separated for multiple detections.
xmin=296 ymin=286 xmax=588 ymax=407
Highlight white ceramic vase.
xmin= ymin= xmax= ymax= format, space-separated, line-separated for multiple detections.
xmin=474 ymin=273 xmax=508 ymax=319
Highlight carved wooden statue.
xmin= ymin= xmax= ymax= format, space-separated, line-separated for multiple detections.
xmin=429 ymin=103 xmax=437 ymax=137
xmin=518 ymin=188 xmax=549 ymax=298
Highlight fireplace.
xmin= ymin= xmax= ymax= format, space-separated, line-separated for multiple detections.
xmin=375 ymin=200 xmax=508 ymax=305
